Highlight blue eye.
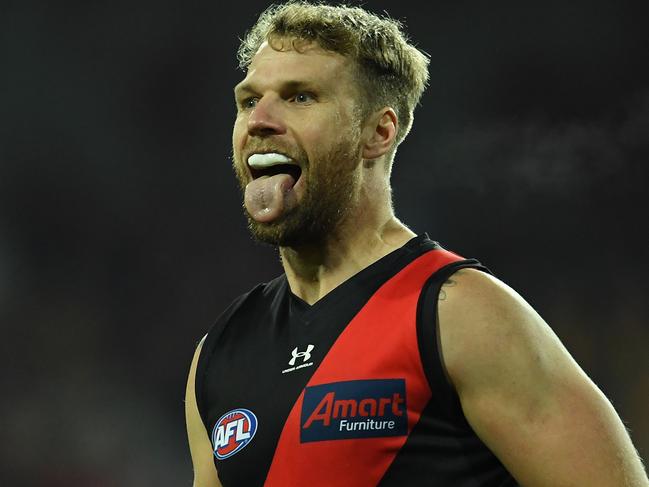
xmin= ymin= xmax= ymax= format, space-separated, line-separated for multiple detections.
xmin=293 ymin=93 xmax=315 ymax=104
xmin=241 ymin=97 xmax=258 ymax=109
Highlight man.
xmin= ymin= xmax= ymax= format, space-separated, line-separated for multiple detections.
xmin=185 ymin=2 xmax=648 ymax=486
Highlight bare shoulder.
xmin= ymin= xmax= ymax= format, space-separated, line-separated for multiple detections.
xmin=436 ymin=268 xmax=649 ymax=486
xmin=438 ymin=266 xmax=530 ymax=314
xmin=436 ymin=267 xmax=560 ymax=392
xmin=186 ymin=336 xmax=222 ymax=487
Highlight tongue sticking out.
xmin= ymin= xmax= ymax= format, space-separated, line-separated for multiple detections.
xmin=245 ymin=173 xmax=298 ymax=222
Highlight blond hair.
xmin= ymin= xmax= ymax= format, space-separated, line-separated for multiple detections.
xmin=237 ymin=1 xmax=430 ymax=152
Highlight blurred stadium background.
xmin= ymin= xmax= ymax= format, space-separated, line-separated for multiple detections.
xmin=1 ymin=0 xmax=647 ymax=485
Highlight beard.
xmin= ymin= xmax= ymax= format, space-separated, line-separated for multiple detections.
xmin=232 ymin=133 xmax=362 ymax=248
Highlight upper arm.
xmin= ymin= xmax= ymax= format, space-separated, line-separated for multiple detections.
xmin=438 ymin=269 xmax=648 ymax=487
xmin=186 ymin=336 xmax=222 ymax=487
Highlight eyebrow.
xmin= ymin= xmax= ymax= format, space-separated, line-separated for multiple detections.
xmin=234 ymin=79 xmax=317 ymax=97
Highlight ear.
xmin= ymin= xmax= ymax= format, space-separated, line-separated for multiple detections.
xmin=362 ymin=108 xmax=398 ymax=160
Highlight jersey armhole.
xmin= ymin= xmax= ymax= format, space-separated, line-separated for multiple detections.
xmin=194 ymin=330 xmax=216 ymax=427
xmin=195 ymin=315 xmax=232 ymax=428
xmin=416 ymin=259 xmax=491 ymax=423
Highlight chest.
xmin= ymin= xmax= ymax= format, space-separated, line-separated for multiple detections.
xmin=198 ymin=248 xmax=461 ymax=486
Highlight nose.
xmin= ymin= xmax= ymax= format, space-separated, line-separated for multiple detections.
xmin=247 ymin=95 xmax=286 ymax=137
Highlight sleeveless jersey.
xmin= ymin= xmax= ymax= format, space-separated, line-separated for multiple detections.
xmin=195 ymin=235 xmax=519 ymax=486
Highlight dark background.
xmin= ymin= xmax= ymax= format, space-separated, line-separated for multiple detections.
xmin=1 ymin=0 xmax=647 ymax=485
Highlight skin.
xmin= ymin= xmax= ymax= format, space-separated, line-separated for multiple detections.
xmin=186 ymin=39 xmax=649 ymax=487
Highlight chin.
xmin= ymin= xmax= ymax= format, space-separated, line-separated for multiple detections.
xmin=246 ymin=214 xmax=328 ymax=248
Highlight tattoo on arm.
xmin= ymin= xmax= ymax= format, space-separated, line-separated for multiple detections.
xmin=439 ymin=278 xmax=457 ymax=301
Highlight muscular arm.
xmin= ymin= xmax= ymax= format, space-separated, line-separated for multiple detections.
xmin=186 ymin=337 xmax=222 ymax=487
xmin=438 ymin=269 xmax=648 ymax=487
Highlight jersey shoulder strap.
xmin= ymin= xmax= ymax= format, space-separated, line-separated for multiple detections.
xmin=416 ymin=257 xmax=491 ymax=422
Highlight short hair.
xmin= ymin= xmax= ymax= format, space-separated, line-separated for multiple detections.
xmin=237 ymin=1 xmax=430 ymax=152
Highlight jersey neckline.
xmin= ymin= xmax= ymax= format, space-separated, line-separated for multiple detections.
xmin=284 ymin=233 xmax=438 ymax=319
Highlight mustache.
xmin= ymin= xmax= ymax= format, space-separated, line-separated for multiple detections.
xmin=236 ymin=140 xmax=308 ymax=165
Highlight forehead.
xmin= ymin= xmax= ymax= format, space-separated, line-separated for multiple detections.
xmin=235 ymin=40 xmax=354 ymax=92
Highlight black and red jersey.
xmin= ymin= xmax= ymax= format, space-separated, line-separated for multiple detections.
xmin=195 ymin=235 xmax=518 ymax=486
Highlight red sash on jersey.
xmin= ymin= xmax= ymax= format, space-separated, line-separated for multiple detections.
xmin=264 ymin=248 xmax=463 ymax=486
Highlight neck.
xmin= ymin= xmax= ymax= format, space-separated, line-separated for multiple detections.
xmin=279 ymin=207 xmax=416 ymax=305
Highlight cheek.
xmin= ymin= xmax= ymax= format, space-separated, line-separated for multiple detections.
xmin=232 ymin=116 xmax=248 ymax=149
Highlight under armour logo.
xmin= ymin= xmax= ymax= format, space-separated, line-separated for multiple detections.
xmin=289 ymin=344 xmax=315 ymax=366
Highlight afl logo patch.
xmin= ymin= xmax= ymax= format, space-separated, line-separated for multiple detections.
xmin=211 ymin=408 xmax=258 ymax=460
